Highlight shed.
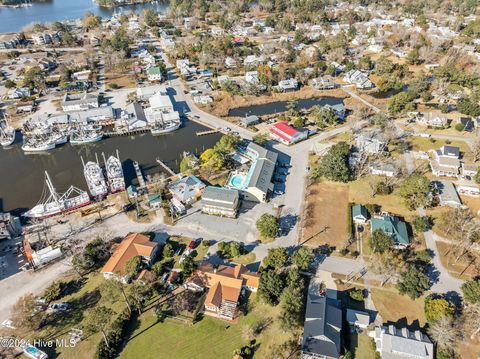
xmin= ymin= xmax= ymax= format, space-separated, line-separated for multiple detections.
xmin=241 ymin=115 xmax=260 ymax=127
xmin=352 ymin=204 xmax=368 ymax=224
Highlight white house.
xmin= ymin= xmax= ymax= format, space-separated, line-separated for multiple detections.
xmin=343 ymin=69 xmax=373 ymax=89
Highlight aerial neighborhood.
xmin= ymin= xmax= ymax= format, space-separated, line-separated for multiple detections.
xmin=1 ymin=0 xmax=480 ymax=359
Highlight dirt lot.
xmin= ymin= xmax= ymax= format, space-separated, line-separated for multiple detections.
xmin=105 ymin=72 xmax=136 ymax=89
xmin=302 ymin=181 xmax=349 ymax=249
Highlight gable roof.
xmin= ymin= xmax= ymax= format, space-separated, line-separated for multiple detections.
xmin=101 ymin=233 xmax=157 ymax=276
xmin=371 ymin=215 xmax=410 ymax=246
xmin=352 ymin=204 xmax=368 ymax=219
xmin=271 ymin=121 xmax=298 ymax=140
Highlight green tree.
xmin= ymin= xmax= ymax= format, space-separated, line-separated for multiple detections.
xmin=101 ymin=279 xmax=132 ymax=313
xmin=22 ymin=66 xmax=45 ymax=94
xmin=291 ymin=246 xmax=314 ymax=271
xmin=279 ymin=280 xmax=305 ymax=330
xmin=143 ymin=8 xmax=158 ymax=27
xmin=311 ymin=105 xmax=339 ymax=128
xmin=11 ymin=293 xmax=45 ymax=331
xmin=263 ymin=247 xmax=289 ymax=270
xmin=125 ymin=255 xmax=143 ymax=278
xmin=461 ymin=279 xmax=480 ymax=304
xmin=412 ymin=216 xmax=431 ymax=232
xmin=368 ymin=229 xmax=393 ymax=253
xmin=3 ymin=79 xmax=15 ymax=89
xmin=256 ymin=214 xmax=279 ymax=240
xmin=163 ymin=243 xmax=174 ymax=258
xmin=259 ymin=270 xmax=284 ymax=305
xmin=214 ymin=135 xmax=238 ymax=154
xmin=83 ymin=306 xmax=114 ymax=348
xmin=398 ymin=173 xmax=431 ymax=210
xmin=128 ymin=282 xmax=152 ymax=313
xmin=43 ymin=281 xmax=62 ymax=304
xmin=349 ymin=288 xmax=365 ymax=301
xmin=424 ymin=296 xmax=455 ymax=322
xmin=83 ymin=11 xmax=101 ymax=30
xmin=151 ymin=261 xmax=164 ymax=278
xmin=286 ymin=99 xmax=298 ymax=116
xmin=179 ymin=155 xmax=197 ymax=174
xmin=314 ymin=142 xmax=351 ymax=182
xmin=180 ymin=255 xmax=195 ymax=276
xmin=253 ymin=133 xmax=269 ymax=145
xmin=406 ymin=48 xmax=422 ymax=65
xmin=396 ymin=264 xmax=430 ymax=299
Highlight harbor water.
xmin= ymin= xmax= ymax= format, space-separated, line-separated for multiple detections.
xmin=0 ymin=120 xmax=221 ymax=215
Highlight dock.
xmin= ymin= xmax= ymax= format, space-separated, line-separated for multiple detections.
xmin=196 ymin=129 xmax=219 ymax=136
xmin=133 ymin=161 xmax=146 ymax=188
xmin=104 ymin=128 xmax=150 ymax=138
xmin=156 ymin=158 xmax=176 ymax=176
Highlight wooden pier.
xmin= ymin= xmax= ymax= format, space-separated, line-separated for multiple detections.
xmin=104 ymin=128 xmax=150 ymax=138
xmin=156 ymin=158 xmax=176 ymax=176
xmin=196 ymin=129 xmax=219 ymax=136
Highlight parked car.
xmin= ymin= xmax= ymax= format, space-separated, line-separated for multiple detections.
xmin=188 ymin=239 xmax=199 ymax=250
xmin=49 ymin=302 xmax=71 ymax=312
xmin=223 ymin=127 xmax=231 ymax=132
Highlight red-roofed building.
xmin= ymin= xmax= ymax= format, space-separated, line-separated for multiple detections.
xmin=270 ymin=121 xmax=308 ymax=145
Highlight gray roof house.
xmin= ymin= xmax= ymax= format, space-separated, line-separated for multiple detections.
xmin=430 ymin=145 xmax=461 ymax=177
xmin=346 ymin=309 xmax=370 ymax=329
xmin=369 ymin=325 xmax=433 ymax=359
xmin=168 ymin=175 xmax=205 ymax=205
xmin=61 ymin=92 xmax=99 ymax=112
xmin=432 ymin=180 xmax=462 ymax=208
xmin=355 ymin=131 xmax=387 ymax=154
xmin=201 ymin=186 xmax=240 ymax=218
xmin=301 ymin=289 xmax=342 ymax=359
xmin=241 ymin=115 xmax=260 ymax=127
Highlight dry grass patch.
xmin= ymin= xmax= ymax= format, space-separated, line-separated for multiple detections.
xmin=436 ymin=241 xmax=479 ymax=280
xmin=303 ymin=181 xmax=349 ymax=249
xmin=105 ymin=72 xmax=136 ymax=89
xmin=461 ymin=195 xmax=480 ymax=217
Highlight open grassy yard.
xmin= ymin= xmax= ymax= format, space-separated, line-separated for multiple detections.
xmin=231 ymin=252 xmax=257 ymax=265
xmin=406 ymin=137 xmax=473 ymax=161
xmin=461 ymin=195 xmax=480 ymax=217
xmin=105 ymin=71 xmax=137 ymax=89
xmin=119 ymin=294 xmax=294 ymax=359
xmin=346 ymin=332 xmax=377 ymax=359
xmin=303 ymin=181 xmax=350 ymax=249
xmin=371 ymin=288 xmax=426 ymax=327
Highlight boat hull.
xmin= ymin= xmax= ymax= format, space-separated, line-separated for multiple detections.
xmin=24 ymin=200 xmax=91 ymax=219
xmin=70 ymin=134 xmax=103 ymax=145
xmin=151 ymin=122 xmax=181 ymax=135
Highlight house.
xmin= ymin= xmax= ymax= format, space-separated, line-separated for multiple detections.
xmin=311 ymin=76 xmax=337 ymax=90
xmin=343 ymin=69 xmax=373 ymax=89
xmin=243 ymin=55 xmax=263 ymax=66
xmin=355 ymin=132 xmax=387 ymax=154
xmin=301 ymin=284 xmax=342 ymax=359
xmin=369 ymin=162 xmax=397 ymax=177
xmin=324 ymin=103 xmax=347 ymax=121
xmin=201 ymin=186 xmax=240 ymax=218
xmin=136 ymin=84 xmax=167 ymax=100
xmin=371 ymin=214 xmax=410 ymax=248
xmin=101 ymin=233 xmax=159 ymax=283
xmin=225 ymin=57 xmax=237 ymax=68
xmin=414 ymin=112 xmax=448 ymax=128
xmin=461 ymin=163 xmax=478 ymax=180
xmin=346 ymin=309 xmax=370 ymax=330
xmin=432 ymin=180 xmax=462 ymax=207
xmin=270 ymin=121 xmax=308 ymax=145
xmin=61 ymin=92 xmax=99 ymax=112
xmin=193 ymin=95 xmax=213 ymax=105
xmin=459 ymin=117 xmax=474 ymax=132
xmin=352 ymin=204 xmax=368 ymax=224
xmin=147 ymin=67 xmax=163 ymax=82
xmin=167 ymin=175 xmax=205 ymax=206
xmin=72 ymin=70 xmax=91 ymax=82
xmin=245 ymin=71 xmax=259 ymax=84
xmin=8 ymin=87 xmax=30 ymax=99
xmin=184 ymin=262 xmax=259 ymax=320
xmin=121 ymin=102 xmax=148 ymax=130
xmin=369 ymin=325 xmax=433 ymax=359
xmin=241 ymin=115 xmax=260 ymax=127
xmin=69 ymin=106 xmax=115 ymax=125
xmin=430 ymin=145 xmax=461 ymax=177
xmin=276 ymin=78 xmax=299 ymax=92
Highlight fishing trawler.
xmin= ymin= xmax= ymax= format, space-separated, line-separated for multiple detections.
xmin=70 ymin=125 xmax=103 ymax=145
xmin=21 ymin=137 xmax=56 ymax=152
xmin=150 ymin=119 xmax=181 ymax=135
xmin=0 ymin=117 xmax=16 ymax=147
xmin=23 ymin=172 xmax=91 ymax=219
xmin=82 ymin=155 xmax=108 ymax=198
xmin=103 ymin=151 xmax=125 ymax=193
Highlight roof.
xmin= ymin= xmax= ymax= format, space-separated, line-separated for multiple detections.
xmin=371 ymin=215 xmax=409 ymax=246
xmin=432 ymin=180 xmax=461 ymax=206
xmin=439 ymin=145 xmax=460 ymax=158
xmin=168 ymin=175 xmax=205 ymax=203
xmin=271 ymin=121 xmax=298 ymax=141
xmin=101 ymin=233 xmax=157 ymax=276
xmin=346 ymin=309 xmax=370 ymax=326
xmin=202 ymin=186 xmax=239 ymax=209
xmin=352 ymin=204 xmax=368 ymax=219
xmin=147 ymin=66 xmax=162 ymax=75
xmin=375 ymin=326 xmax=433 ymax=359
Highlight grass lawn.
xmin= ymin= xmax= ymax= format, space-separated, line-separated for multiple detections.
xmin=231 ymin=252 xmax=257 ymax=265
xmin=371 ymin=288 xmax=426 ymax=327
xmin=302 ymin=181 xmax=350 ymax=249
xmin=346 ymin=332 xmax=377 ymax=359
xmin=163 ymin=236 xmax=209 ymax=268
xmin=119 ymin=294 xmax=293 ymax=359
xmin=406 ymin=137 xmax=472 ymax=161
xmin=461 ymin=195 xmax=480 ymax=218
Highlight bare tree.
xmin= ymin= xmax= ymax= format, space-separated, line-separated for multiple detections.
xmin=427 ymin=316 xmax=462 ymax=356
xmin=463 ymin=303 xmax=480 ymax=340
xmin=368 ymin=251 xmax=403 ymax=286
xmin=471 ymin=138 xmax=480 ymax=162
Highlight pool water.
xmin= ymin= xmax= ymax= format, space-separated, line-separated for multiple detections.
xmin=229 ymin=174 xmax=246 ymax=189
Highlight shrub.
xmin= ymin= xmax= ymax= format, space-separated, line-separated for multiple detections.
xmin=94 ymin=308 xmax=133 ymax=359
xmin=455 ymin=122 xmax=465 ymax=132
xmin=349 ymin=288 xmax=365 ymax=301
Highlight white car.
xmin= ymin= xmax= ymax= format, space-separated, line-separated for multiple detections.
xmin=223 ymin=127 xmax=231 ymax=132
xmin=49 ymin=302 xmax=71 ymax=312
xmin=2 ymin=319 xmax=15 ymax=329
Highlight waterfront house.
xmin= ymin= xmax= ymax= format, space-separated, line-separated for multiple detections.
xmin=352 ymin=204 xmax=368 ymax=224
xmin=460 ymin=163 xmax=478 ymax=180
xmin=167 ymin=175 xmax=205 ymax=206
xmin=184 ymin=262 xmax=259 ymax=320
xmin=343 ymin=69 xmax=373 ymax=89
xmin=101 ymin=233 xmax=159 ymax=284
xmin=311 ymin=76 xmax=337 ymax=90
xmin=61 ymin=92 xmax=99 ymax=112
xmin=414 ymin=112 xmax=448 ymax=128
xmin=432 ymin=180 xmax=462 ymax=208
xmin=241 ymin=115 xmax=260 ymax=127
xmin=301 ymin=283 xmax=342 ymax=359
xmin=270 ymin=121 xmax=308 ymax=145
xmin=225 ymin=56 xmax=237 ymax=69
xmin=275 ymin=78 xmax=299 ymax=92
xmin=371 ymin=214 xmax=410 ymax=248
xmin=369 ymin=325 xmax=433 ymax=359
xmin=121 ymin=102 xmax=148 ymax=130
xmin=429 ymin=145 xmax=461 ymax=177
xmin=324 ymin=103 xmax=347 ymax=120
xmin=245 ymin=71 xmax=260 ymax=85
xmin=201 ymin=186 xmax=240 ymax=218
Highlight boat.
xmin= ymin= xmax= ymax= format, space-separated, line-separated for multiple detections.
xmin=21 ymin=138 xmax=56 ymax=152
xmin=82 ymin=155 xmax=108 ymax=198
xmin=70 ymin=130 xmax=103 ymax=145
xmin=23 ymin=172 xmax=91 ymax=219
xmin=103 ymin=151 xmax=125 ymax=193
xmin=150 ymin=120 xmax=181 ymax=135
xmin=0 ymin=117 xmax=16 ymax=147
xmin=52 ymin=131 xmax=68 ymax=146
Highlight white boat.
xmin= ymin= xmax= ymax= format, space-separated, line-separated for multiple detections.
xmin=82 ymin=156 xmax=108 ymax=198
xmin=23 ymin=172 xmax=91 ymax=219
xmin=70 ymin=125 xmax=103 ymax=145
xmin=151 ymin=120 xmax=181 ymax=135
xmin=21 ymin=138 xmax=56 ymax=152
xmin=0 ymin=127 xmax=15 ymax=147
xmin=53 ymin=133 xmax=68 ymax=146
xmin=103 ymin=151 xmax=125 ymax=193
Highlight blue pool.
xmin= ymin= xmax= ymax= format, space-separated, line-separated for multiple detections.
xmin=229 ymin=174 xmax=246 ymax=189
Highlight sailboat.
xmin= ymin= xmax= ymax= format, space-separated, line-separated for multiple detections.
xmin=23 ymin=172 xmax=91 ymax=219
xmin=103 ymin=150 xmax=126 ymax=193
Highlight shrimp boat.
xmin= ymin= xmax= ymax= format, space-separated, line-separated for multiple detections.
xmin=0 ymin=117 xmax=15 ymax=147
xmin=103 ymin=151 xmax=125 ymax=193
xmin=82 ymin=155 xmax=108 ymax=198
xmin=21 ymin=137 xmax=56 ymax=152
xmin=70 ymin=125 xmax=103 ymax=145
xmin=151 ymin=119 xmax=181 ymax=135
xmin=23 ymin=171 xmax=91 ymax=219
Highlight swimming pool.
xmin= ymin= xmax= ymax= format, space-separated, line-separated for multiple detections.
xmin=229 ymin=174 xmax=246 ymax=189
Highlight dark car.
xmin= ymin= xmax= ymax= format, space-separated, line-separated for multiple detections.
xmin=188 ymin=239 xmax=199 ymax=250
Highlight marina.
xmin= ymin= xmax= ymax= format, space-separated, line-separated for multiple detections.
xmin=0 ymin=120 xmax=221 ymax=215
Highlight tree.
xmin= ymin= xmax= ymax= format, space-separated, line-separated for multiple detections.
xmin=11 ymin=293 xmax=44 ymax=332
xmin=427 ymin=316 xmax=461 ymax=356
xmin=256 ymin=214 xmax=279 ymax=240
xmin=83 ymin=306 xmax=114 ymax=348
xmin=214 ymin=135 xmax=238 ymax=154
xmin=125 ymin=255 xmax=143 ymax=278
xmin=72 ymin=237 xmax=110 ymax=274
xmin=406 ymin=48 xmax=423 ymax=65
xmin=286 ymin=99 xmax=298 ymax=117
xmin=368 ymin=230 xmax=393 ymax=253
xmin=349 ymin=288 xmax=365 ymax=301
xmin=424 ymin=296 xmax=455 ymax=322
xmin=4 ymin=79 xmax=15 ymax=89
xmin=200 ymin=148 xmax=225 ymax=175
xmin=101 ymin=279 xmax=132 ymax=314
xmin=179 ymin=155 xmax=198 ymax=174
xmin=412 ymin=216 xmax=431 ymax=232
xmin=291 ymin=246 xmax=314 ymax=271
xmin=128 ymin=282 xmax=152 ymax=313
xmin=151 ymin=261 xmax=164 ymax=278
xmin=461 ymin=279 xmax=480 ymax=304
xmin=83 ymin=11 xmax=101 ymax=30
xmin=463 ymin=303 xmax=480 ymax=340
xmin=311 ymin=105 xmax=339 ymax=128
xmin=163 ymin=243 xmax=174 ymax=258
xmin=279 ymin=281 xmax=305 ymax=330
xmin=396 ymin=264 xmax=430 ymax=299
xmin=398 ymin=173 xmax=431 ymax=210
xmin=253 ymin=133 xmax=269 ymax=145
xmin=263 ymin=248 xmax=289 ymax=270
xmin=313 ymin=142 xmax=351 ymax=182
xmin=180 ymin=255 xmax=195 ymax=276
xmin=368 ymin=250 xmax=403 ymax=286
xmin=143 ymin=8 xmax=158 ymax=27
xmin=259 ymin=270 xmax=284 ymax=305
xmin=22 ymin=66 xmax=45 ymax=94
xmin=43 ymin=281 xmax=62 ymax=304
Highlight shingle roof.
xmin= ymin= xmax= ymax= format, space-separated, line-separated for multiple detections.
xmin=371 ymin=215 xmax=410 ymax=246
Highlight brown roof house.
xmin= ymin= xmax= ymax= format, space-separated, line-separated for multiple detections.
xmin=101 ymin=233 xmax=159 ymax=283
xmin=184 ymin=262 xmax=259 ymax=320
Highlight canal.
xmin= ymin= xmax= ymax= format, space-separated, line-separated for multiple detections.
xmin=0 ymin=0 xmax=170 ymax=33
xmin=0 ymin=120 xmax=221 ymax=215
xmin=227 ymin=97 xmax=345 ymax=117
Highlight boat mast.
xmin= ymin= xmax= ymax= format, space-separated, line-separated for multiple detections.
xmin=45 ymin=171 xmax=60 ymax=204
xmin=102 ymin=152 xmax=107 ymax=167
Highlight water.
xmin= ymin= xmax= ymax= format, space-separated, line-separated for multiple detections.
xmin=0 ymin=121 xmax=220 ymax=215
xmin=227 ymin=97 xmax=345 ymax=117
xmin=0 ymin=0 xmax=170 ymax=33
